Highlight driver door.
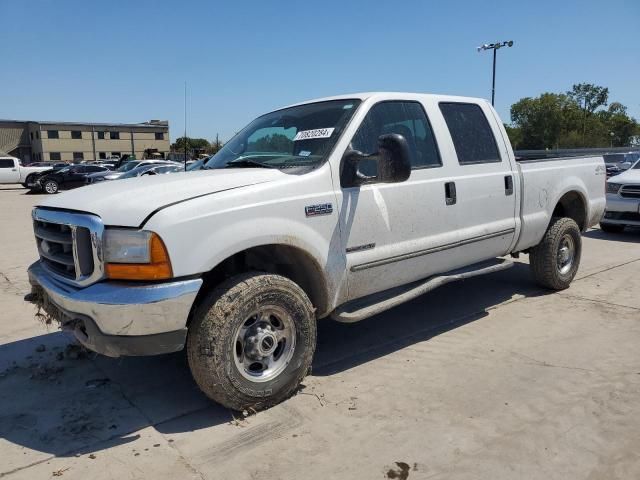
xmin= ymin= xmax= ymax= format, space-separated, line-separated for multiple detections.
xmin=339 ymin=100 xmax=458 ymax=300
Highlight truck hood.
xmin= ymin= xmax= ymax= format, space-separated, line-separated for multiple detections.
xmin=36 ymin=169 xmax=286 ymax=226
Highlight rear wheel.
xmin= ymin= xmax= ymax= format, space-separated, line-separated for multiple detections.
xmin=43 ymin=179 xmax=59 ymax=194
xmin=529 ymin=217 xmax=581 ymax=290
xmin=187 ymin=272 xmax=316 ymax=411
xmin=599 ymin=222 xmax=625 ymax=233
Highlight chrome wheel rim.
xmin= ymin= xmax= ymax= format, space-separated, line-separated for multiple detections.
xmin=557 ymin=234 xmax=575 ymax=275
xmin=45 ymin=182 xmax=57 ymax=194
xmin=233 ymin=306 xmax=296 ymax=383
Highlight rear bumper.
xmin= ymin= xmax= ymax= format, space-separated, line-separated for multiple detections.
xmin=27 ymin=261 xmax=202 ymax=357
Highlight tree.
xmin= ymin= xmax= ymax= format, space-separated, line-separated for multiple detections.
xmin=508 ymin=83 xmax=639 ymax=150
xmin=503 ymin=124 xmax=522 ymax=149
xmin=171 ymin=136 xmax=210 ymax=152
xmin=510 ymin=93 xmax=575 ymax=149
xmin=567 ymin=83 xmax=609 ymax=141
xmin=248 ymin=133 xmax=292 ymax=153
xmin=598 ymin=103 xmax=637 ymax=147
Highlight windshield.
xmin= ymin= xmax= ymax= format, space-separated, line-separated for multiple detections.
xmin=56 ymin=166 xmax=72 ymax=174
xmin=118 ymin=161 xmax=141 ymax=172
xmin=632 ymin=160 xmax=640 ymax=170
xmin=204 ymin=99 xmax=361 ymax=170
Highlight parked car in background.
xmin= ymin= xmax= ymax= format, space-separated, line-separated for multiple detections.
xmin=604 ymin=152 xmax=640 ymax=177
xmin=0 ymin=156 xmax=58 ymax=186
xmin=29 ymin=162 xmax=68 ymax=168
xmin=28 ymin=164 xmax=110 ymax=193
xmin=85 ymin=160 xmax=178 ymax=184
xmin=115 ymin=163 xmax=183 ymax=180
xmin=23 ymin=163 xmax=71 ymax=188
xmin=600 ymin=159 xmax=640 ymax=232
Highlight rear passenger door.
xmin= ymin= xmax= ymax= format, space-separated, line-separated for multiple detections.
xmin=437 ymin=102 xmax=517 ymax=263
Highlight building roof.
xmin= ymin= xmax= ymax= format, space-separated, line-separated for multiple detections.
xmin=0 ymin=119 xmax=168 ymax=128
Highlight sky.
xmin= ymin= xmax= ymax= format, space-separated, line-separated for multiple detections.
xmin=1 ymin=0 xmax=638 ymax=142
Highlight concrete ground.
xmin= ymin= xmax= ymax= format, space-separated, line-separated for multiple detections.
xmin=0 ymin=184 xmax=639 ymax=480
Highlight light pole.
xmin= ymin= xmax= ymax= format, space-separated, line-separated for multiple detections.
xmin=477 ymin=40 xmax=514 ymax=106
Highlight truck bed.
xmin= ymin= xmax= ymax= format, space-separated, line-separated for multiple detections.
xmin=513 ymin=155 xmax=606 ymax=252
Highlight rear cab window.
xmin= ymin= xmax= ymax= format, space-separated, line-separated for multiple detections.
xmin=439 ymin=102 xmax=501 ymax=165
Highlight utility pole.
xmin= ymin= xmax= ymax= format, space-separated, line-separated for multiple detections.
xmin=184 ymin=81 xmax=187 ymax=171
xmin=477 ymin=40 xmax=514 ymax=106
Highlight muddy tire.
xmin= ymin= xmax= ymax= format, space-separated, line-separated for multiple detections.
xmin=599 ymin=222 xmax=625 ymax=233
xmin=187 ymin=272 xmax=316 ymax=411
xmin=529 ymin=217 xmax=581 ymax=290
xmin=43 ymin=179 xmax=59 ymax=194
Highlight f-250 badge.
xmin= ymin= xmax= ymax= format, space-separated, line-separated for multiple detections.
xmin=305 ymin=203 xmax=333 ymax=217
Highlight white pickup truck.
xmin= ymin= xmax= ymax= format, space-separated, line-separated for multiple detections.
xmin=26 ymin=92 xmax=606 ymax=411
xmin=0 ymin=156 xmax=54 ymax=185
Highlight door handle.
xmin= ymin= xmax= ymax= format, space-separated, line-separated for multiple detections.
xmin=504 ymin=175 xmax=514 ymax=196
xmin=444 ymin=181 xmax=456 ymax=205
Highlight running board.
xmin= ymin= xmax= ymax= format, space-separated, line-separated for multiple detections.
xmin=331 ymin=258 xmax=514 ymax=323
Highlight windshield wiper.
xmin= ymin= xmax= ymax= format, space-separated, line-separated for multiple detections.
xmin=224 ymin=159 xmax=275 ymax=169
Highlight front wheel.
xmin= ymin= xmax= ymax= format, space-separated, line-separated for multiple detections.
xmin=187 ymin=272 xmax=316 ymax=411
xmin=43 ymin=179 xmax=59 ymax=194
xmin=529 ymin=217 xmax=582 ymax=290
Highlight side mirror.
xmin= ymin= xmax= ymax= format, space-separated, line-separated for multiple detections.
xmin=341 ymin=133 xmax=411 ymax=187
xmin=142 ymin=170 xmax=157 ymax=176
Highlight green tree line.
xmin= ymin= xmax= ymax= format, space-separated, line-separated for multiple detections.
xmin=506 ymin=83 xmax=639 ymax=150
xmin=171 ymin=135 xmax=224 ymax=155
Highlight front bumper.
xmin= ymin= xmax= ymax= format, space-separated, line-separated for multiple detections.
xmin=27 ymin=261 xmax=202 ymax=357
xmin=602 ymin=194 xmax=640 ymax=226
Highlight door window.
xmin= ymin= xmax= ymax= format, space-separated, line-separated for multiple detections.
xmin=439 ymin=103 xmax=501 ymax=165
xmin=350 ymin=101 xmax=441 ymax=177
xmin=0 ymin=159 xmax=14 ymax=168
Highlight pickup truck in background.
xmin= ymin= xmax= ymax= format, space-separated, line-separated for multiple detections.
xmin=26 ymin=92 xmax=606 ymax=411
xmin=0 ymin=156 xmax=56 ymax=186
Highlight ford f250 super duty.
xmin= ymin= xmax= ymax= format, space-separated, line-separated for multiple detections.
xmin=26 ymin=92 xmax=606 ymax=411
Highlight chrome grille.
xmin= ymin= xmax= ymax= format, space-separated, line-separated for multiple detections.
xmin=620 ymin=185 xmax=640 ymax=199
xmin=32 ymin=208 xmax=105 ymax=286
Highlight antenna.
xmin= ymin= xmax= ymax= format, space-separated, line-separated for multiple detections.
xmin=184 ymin=81 xmax=187 ymax=171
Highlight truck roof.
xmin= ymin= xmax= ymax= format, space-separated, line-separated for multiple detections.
xmin=284 ymin=92 xmax=490 ymax=109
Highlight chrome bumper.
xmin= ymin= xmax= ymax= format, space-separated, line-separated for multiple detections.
xmin=27 ymin=261 xmax=202 ymax=356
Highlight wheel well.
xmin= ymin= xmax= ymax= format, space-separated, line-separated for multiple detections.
xmin=193 ymin=244 xmax=330 ymax=320
xmin=552 ymin=191 xmax=587 ymax=231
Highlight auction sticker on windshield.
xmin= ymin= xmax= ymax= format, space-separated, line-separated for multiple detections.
xmin=294 ymin=128 xmax=334 ymax=141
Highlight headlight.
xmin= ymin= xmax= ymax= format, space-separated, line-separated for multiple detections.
xmin=606 ymin=182 xmax=622 ymax=194
xmin=104 ymin=229 xmax=172 ymax=280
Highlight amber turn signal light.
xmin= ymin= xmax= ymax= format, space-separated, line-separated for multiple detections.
xmin=106 ymin=233 xmax=173 ymax=281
